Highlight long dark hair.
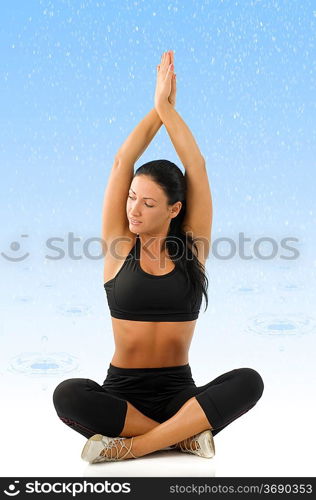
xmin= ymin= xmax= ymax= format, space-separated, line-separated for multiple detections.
xmin=134 ymin=159 xmax=209 ymax=313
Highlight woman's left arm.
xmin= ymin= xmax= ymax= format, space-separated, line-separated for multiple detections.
xmin=156 ymin=102 xmax=205 ymax=169
xmin=156 ymin=103 xmax=212 ymax=262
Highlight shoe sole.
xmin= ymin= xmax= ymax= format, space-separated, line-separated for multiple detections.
xmin=81 ymin=434 xmax=105 ymax=463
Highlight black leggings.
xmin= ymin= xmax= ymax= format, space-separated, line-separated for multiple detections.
xmin=52 ymin=363 xmax=264 ymax=440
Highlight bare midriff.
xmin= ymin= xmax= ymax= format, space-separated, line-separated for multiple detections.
xmin=110 ymin=317 xmax=197 ymax=368
xmin=104 ymin=231 xmax=201 ymax=369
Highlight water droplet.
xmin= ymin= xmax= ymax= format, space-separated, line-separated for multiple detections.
xmin=9 ymin=351 xmax=79 ymax=376
xmin=57 ymin=303 xmax=92 ymax=316
xmin=245 ymin=313 xmax=316 ymax=337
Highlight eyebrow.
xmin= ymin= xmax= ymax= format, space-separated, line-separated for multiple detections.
xmin=129 ymin=188 xmax=157 ymax=202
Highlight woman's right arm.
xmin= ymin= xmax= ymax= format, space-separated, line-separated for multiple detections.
xmin=115 ymin=107 xmax=163 ymax=165
xmin=101 ymin=108 xmax=163 ymax=251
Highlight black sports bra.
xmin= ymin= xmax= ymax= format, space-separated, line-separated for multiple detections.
xmin=104 ymin=234 xmax=202 ymax=322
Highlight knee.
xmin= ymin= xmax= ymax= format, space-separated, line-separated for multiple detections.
xmin=52 ymin=378 xmax=88 ymax=415
xmin=237 ymin=368 xmax=264 ymax=402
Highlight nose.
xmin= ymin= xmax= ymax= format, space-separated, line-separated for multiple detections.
xmin=128 ymin=197 xmax=142 ymax=216
xmin=130 ymin=208 xmax=141 ymax=216
xmin=130 ymin=205 xmax=141 ymax=216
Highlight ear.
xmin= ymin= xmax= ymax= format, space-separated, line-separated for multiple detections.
xmin=170 ymin=201 xmax=182 ymax=218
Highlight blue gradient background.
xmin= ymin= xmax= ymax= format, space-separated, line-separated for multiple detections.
xmin=0 ymin=0 xmax=315 ymax=477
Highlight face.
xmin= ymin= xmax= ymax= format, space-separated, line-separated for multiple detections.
xmin=126 ymin=175 xmax=181 ymax=236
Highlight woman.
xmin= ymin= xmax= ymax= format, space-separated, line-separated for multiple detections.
xmin=53 ymin=50 xmax=264 ymax=463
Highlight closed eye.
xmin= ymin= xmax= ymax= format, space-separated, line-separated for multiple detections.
xmin=128 ymin=195 xmax=154 ymax=208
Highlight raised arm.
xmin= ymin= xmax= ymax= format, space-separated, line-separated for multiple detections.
xmin=155 ymin=102 xmax=205 ymax=168
xmin=154 ymin=50 xmax=204 ymax=167
xmin=154 ymin=55 xmax=212 ymax=261
xmin=115 ymin=50 xmax=176 ymax=164
xmin=102 ymin=108 xmax=163 ymax=247
xmin=115 ymin=107 xmax=163 ymax=164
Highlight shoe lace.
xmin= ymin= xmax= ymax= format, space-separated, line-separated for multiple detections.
xmin=179 ymin=434 xmax=200 ymax=454
xmin=100 ymin=437 xmax=138 ymax=461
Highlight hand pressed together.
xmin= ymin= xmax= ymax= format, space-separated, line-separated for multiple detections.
xmin=154 ymin=50 xmax=177 ymax=111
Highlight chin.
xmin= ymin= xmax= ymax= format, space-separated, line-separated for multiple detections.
xmin=129 ymin=224 xmax=142 ymax=233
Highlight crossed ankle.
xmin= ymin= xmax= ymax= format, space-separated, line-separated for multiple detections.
xmin=101 ymin=437 xmax=138 ymax=460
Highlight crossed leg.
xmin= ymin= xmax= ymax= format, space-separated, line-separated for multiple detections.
xmin=116 ymin=396 xmax=212 ymax=459
xmin=53 ymin=378 xmax=212 ymax=460
xmin=53 ymin=367 xmax=264 ymax=460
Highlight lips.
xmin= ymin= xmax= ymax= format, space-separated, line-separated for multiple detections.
xmin=130 ymin=219 xmax=142 ymax=224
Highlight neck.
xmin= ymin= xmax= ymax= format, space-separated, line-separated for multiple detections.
xmin=137 ymin=232 xmax=169 ymax=258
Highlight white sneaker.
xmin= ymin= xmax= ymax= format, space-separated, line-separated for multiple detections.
xmin=81 ymin=434 xmax=138 ymax=464
xmin=177 ymin=430 xmax=215 ymax=458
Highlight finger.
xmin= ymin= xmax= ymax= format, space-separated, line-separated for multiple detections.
xmin=167 ymin=51 xmax=173 ymax=68
xmin=164 ymin=65 xmax=172 ymax=82
xmin=160 ymin=52 xmax=165 ymax=72
xmin=168 ymin=63 xmax=174 ymax=75
xmin=165 ymin=51 xmax=170 ymax=67
xmin=170 ymin=74 xmax=175 ymax=90
xmin=161 ymin=53 xmax=169 ymax=75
